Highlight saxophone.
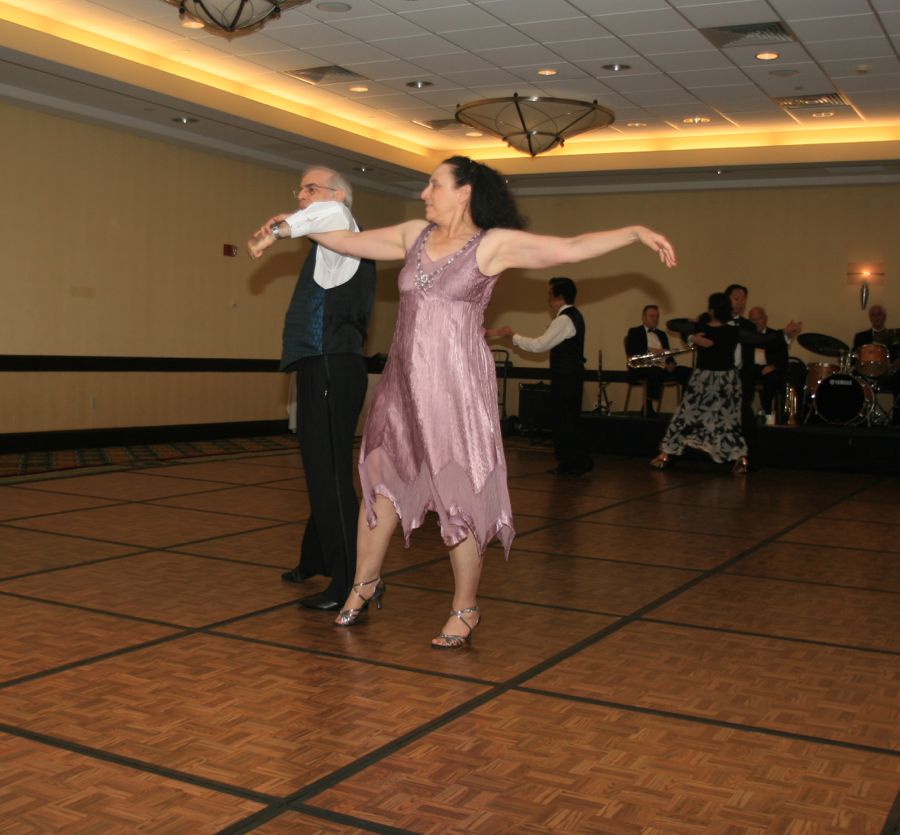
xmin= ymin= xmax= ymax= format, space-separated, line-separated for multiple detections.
xmin=627 ymin=346 xmax=695 ymax=369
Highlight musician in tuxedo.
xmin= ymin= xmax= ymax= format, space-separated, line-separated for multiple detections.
xmin=747 ymin=306 xmax=789 ymax=419
xmin=852 ymin=304 xmax=900 ymax=409
xmin=625 ymin=304 xmax=692 ymax=416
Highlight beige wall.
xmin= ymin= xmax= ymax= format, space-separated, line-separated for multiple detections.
xmin=2 ymin=99 xmax=898 ymax=433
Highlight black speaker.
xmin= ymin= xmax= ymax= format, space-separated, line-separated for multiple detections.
xmin=518 ymin=382 xmax=552 ymax=433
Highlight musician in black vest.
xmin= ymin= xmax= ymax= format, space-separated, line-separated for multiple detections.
xmin=505 ymin=277 xmax=592 ymax=475
xmin=625 ymin=304 xmax=692 ymax=416
xmin=249 ymin=167 xmax=376 ymax=611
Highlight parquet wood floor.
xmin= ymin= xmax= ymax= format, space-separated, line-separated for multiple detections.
xmin=1 ymin=438 xmax=897 ymax=833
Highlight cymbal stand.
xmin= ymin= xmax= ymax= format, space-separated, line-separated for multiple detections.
xmin=594 ymin=350 xmax=612 ymax=415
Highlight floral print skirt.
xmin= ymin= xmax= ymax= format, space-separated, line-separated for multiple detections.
xmin=659 ymin=368 xmax=747 ymax=464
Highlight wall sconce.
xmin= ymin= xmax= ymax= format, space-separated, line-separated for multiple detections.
xmin=847 ymin=262 xmax=885 ymax=309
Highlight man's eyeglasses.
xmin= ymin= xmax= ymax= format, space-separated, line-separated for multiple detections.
xmin=292 ymin=184 xmax=338 ymax=199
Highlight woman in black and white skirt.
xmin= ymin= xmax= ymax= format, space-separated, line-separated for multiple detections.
xmin=651 ymin=292 xmax=752 ymax=474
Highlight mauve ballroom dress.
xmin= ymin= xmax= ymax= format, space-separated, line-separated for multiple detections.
xmin=358 ymin=223 xmax=515 ymax=556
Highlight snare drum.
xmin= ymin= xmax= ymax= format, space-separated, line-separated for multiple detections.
xmin=812 ymin=373 xmax=874 ymax=425
xmin=805 ymin=362 xmax=837 ymax=395
xmin=853 ymin=343 xmax=891 ymax=378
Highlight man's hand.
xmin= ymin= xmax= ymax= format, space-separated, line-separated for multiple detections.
xmin=783 ymin=320 xmax=802 ymax=339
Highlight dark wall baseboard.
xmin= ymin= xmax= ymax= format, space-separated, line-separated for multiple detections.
xmin=0 ymin=420 xmax=291 ymax=454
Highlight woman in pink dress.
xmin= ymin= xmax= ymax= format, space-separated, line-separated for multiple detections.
xmin=255 ymin=156 xmax=676 ymax=648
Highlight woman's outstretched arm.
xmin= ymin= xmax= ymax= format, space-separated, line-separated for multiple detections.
xmin=480 ymin=225 xmax=676 ymax=275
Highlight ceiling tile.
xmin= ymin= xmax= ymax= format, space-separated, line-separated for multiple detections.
xmin=768 ymin=0 xmax=874 ymax=19
xmin=803 ymin=36 xmax=896 ymax=61
xmin=670 ymin=0 xmax=775 ymax=28
xmin=401 ymin=4 xmax=502 ymax=33
xmin=302 ymin=41 xmax=398 ymax=66
xmin=514 ymin=17 xmax=610 ymax=43
xmin=835 ymin=74 xmax=900 ymax=93
xmin=472 ymin=43 xmax=563 ymax=68
xmin=727 ymin=110 xmax=797 ymax=128
xmin=569 ymin=0 xmax=671 ymax=15
xmin=375 ymin=0 xmax=469 ymax=10
xmin=477 ymin=0 xmax=583 ymax=25
xmin=600 ymin=73 xmax=688 ymax=94
xmin=668 ymin=67 xmax=750 ymax=87
xmin=442 ymin=67 xmax=523 ymax=87
xmin=373 ymin=34 xmax=462 ymax=60
xmin=628 ymin=88 xmax=703 ymax=106
xmin=724 ymin=42 xmax=814 ymax=67
xmin=327 ymin=13 xmax=427 ymax=40
xmin=543 ymin=37 xmax=632 ymax=63
xmin=301 ymin=0 xmax=387 ymax=21
xmin=649 ymin=50 xmax=735 ymax=73
xmin=695 ymin=85 xmax=779 ymax=110
xmin=266 ymin=23 xmax=357 ymax=50
xmin=878 ymin=11 xmax=900 ymax=36
xmin=401 ymin=52 xmax=489 ymax=75
xmin=600 ymin=8 xmax=691 ymax=36
xmin=340 ymin=58 xmax=432 ymax=79
xmin=626 ymin=30 xmax=715 ymax=54
xmin=788 ymin=15 xmax=885 ymax=41
xmin=819 ymin=55 xmax=900 ymax=79
xmin=443 ymin=25 xmax=533 ymax=51
xmin=505 ymin=63 xmax=590 ymax=83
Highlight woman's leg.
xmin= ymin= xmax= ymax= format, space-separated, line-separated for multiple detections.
xmin=334 ymin=496 xmax=398 ymax=622
xmin=432 ymin=534 xmax=483 ymax=647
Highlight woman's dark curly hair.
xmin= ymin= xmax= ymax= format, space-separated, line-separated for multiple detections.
xmin=708 ymin=292 xmax=732 ymax=324
xmin=443 ymin=156 xmax=526 ymax=231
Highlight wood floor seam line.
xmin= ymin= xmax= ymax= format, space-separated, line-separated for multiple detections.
xmin=515 ymin=686 xmax=900 ymax=758
xmin=0 ymin=548 xmax=153 ymax=582
xmin=0 ymin=721 xmax=281 ymax=806
xmin=642 ymin=616 xmax=900 ymax=656
xmin=724 ymin=568 xmax=900 ymax=596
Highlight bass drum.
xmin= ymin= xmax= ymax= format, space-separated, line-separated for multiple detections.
xmin=813 ymin=373 xmax=874 ymax=425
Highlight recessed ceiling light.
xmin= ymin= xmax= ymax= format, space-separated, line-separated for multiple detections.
xmin=349 ymin=85 xmax=368 ymax=93
xmin=537 ymin=68 xmax=557 ymax=76
xmin=626 ymin=121 xmax=647 ymax=127
xmin=316 ymin=2 xmax=352 ymax=11
xmin=811 ymin=111 xmax=835 ymax=118
xmin=355 ymin=166 xmax=369 ymax=173
xmin=602 ymin=63 xmax=631 ymax=72
xmin=172 ymin=116 xmax=197 ymax=124
xmin=406 ymin=80 xmax=433 ymax=89
xmin=714 ymin=168 xmax=727 ymax=175
xmin=682 ymin=116 xmax=711 ymax=125
xmin=769 ymin=68 xmax=799 ymax=77
xmin=465 ymin=131 xmax=483 ymax=137
xmin=755 ymin=51 xmax=779 ymax=61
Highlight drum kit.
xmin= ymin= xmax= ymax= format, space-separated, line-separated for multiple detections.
xmin=797 ymin=332 xmax=897 ymax=426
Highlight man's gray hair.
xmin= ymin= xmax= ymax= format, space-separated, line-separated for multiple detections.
xmin=303 ymin=166 xmax=353 ymax=208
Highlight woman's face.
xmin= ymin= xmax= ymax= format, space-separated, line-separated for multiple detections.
xmin=421 ymin=163 xmax=469 ymax=223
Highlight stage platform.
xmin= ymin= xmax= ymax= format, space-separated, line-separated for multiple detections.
xmin=575 ymin=412 xmax=899 ymax=475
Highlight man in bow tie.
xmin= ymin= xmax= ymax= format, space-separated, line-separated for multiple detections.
xmin=625 ymin=304 xmax=692 ymax=417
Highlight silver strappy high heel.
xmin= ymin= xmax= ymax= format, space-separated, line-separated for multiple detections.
xmin=334 ymin=577 xmax=385 ymax=627
xmin=431 ymin=606 xmax=480 ymax=649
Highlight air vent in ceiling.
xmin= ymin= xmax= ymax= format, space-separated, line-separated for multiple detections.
xmin=284 ymin=65 xmax=368 ymax=85
xmin=700 ymin=21 xmax=796 ymax=49
xmin=775 ymin=92 xmax=849 ymax=109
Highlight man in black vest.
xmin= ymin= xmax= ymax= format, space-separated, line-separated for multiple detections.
xmin=502 ymin=277 xmax=592 ymax=475
xmin=625 ymin=304 xmax=691 ymax=416
xmin=249 ymin=167 xmax=376 ymax=611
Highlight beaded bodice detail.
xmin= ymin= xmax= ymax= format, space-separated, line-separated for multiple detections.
xmin=414 ymin=225 xmax=483 ymax=291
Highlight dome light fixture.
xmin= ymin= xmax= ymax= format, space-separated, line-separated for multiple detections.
xmin=456 ymin=93 xmax=614 ymax=157
xmin=163 ymin=1 xmax=310 ymax=37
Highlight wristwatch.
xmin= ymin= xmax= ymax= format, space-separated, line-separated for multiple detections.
xmin=270 ymin=221 xmax=283 ymax=239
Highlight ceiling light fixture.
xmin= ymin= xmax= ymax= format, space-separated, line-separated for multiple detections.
xmin=755 ymin=51 xmax=779 ymax=61
xmin=811 ymin=111 xmax=834 ymax=118
xmin=626 ymin=121 xmax=647 ymax=127
xmin=537 ymin=68 xmax=558 ymax=76
xmin=163 ymin=1 xmax=310 ymax=37
xmin=602 ymin=63 xmax=631 ymax=72
xmin=455 ymin=93 xmax=614 ymax=157
xmin=406 ymin=80 xmax=433 ymax=89
xmin=682 ymin=115 xmax=711 ymax=124
xmin=348 ymin=85 xmax=368 ymax=92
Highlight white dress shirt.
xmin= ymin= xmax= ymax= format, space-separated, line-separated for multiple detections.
xmin=512 ymin=305 xmax=577 ymax=353
xmin=283 ymin=200 xmax=360 ymax=289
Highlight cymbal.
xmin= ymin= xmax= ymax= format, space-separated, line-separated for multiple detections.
xmin=797 ymin=332 xmax=849 ymax=358
xmin=665 ymin=317 xmax=695 ymax=335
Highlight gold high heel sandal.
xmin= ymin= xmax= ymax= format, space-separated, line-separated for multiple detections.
xmin=732 ymin=456 xmax=750 ymax=475
xmin=650 ymin=453 xmax=670 ymax=470
xmin=431 ymin=606 xmax=480 ymax=650
xmin=334 ymin=577 xmax=385 ymax=627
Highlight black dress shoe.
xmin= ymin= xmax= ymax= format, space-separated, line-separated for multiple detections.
xmin=298 ymin=592 xmax=341 ymax=611
xmin=281 ymin=567 xmax=316 ymax=584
